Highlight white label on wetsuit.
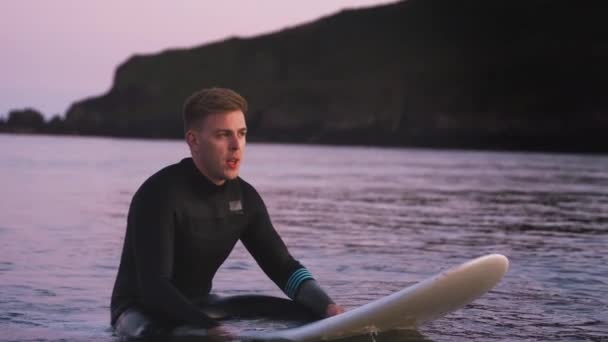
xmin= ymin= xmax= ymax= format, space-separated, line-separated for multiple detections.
xmin=229 ymin=200 xmax=243 ymax=212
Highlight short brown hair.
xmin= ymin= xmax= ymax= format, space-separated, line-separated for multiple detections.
xmin=182 ymin=87 xmax=248 ymax=133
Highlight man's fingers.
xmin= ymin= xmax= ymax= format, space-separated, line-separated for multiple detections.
xmin=326 ymin=303 xmax=346 ymax=317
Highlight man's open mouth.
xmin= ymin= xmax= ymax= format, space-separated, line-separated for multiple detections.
xmin=226 ymin=158 xmax=239 ymax=169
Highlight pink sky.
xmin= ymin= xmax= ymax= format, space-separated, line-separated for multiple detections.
xmin=0 ymin=0 xmax=395 ymax=119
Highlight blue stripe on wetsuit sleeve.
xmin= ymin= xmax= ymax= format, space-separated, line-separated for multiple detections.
xmin=284 ymin=268 xmax=314 ymax=299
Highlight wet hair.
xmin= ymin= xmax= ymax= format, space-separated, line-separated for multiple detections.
xmin=182 ymin=87 xmax=248 ymax=133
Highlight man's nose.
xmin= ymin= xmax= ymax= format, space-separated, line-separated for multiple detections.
xmin=229 ymin=135 xmax=241 ymax=150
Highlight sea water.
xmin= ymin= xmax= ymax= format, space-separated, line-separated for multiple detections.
xmin=1 ymin=134 xmax=607 ymax=341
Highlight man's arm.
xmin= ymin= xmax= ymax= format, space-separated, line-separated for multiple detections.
xmin=239 ymin=182 xmax=343 ymax=318
xmin=129 ymin=183 xmax=219 ymax=328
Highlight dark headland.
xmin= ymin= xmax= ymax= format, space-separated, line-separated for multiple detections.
xmin=2 ymin=0 xmax=607 ymax=153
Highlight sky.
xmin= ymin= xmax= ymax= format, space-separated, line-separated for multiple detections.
xmin=0 ymin=0 xmax=396 ymax=120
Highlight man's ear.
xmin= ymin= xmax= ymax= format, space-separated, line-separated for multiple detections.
xmin=186 ymin=130 xmax=198 ymax=150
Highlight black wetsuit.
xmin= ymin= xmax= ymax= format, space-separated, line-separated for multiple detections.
xmin=111 ymin=158 xmax=331 ymax=331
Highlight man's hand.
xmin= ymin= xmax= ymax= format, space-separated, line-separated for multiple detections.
xmin=325 ymin=303 xmax=345 ymax=317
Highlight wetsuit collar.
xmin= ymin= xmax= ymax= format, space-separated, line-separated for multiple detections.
xmin=180 ymin=157 xmax=230 ymax=192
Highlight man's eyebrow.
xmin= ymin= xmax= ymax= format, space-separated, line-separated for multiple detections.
xmin=213 ymin=128 xmax=247 ymax=133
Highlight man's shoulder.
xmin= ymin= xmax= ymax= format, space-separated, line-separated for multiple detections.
xmin=236 ymin=177 xmax=260 ymax=195
xmin=135 ymin=159 xmax=187 ymax=197
xmin=154 ymin=159 xmax=186 ymax=179
xmin=235 ymin=177 xmax=265 ymax=204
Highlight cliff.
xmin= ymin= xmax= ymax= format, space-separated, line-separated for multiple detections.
xmin=63 ymin=0 xmax=608 ymax=152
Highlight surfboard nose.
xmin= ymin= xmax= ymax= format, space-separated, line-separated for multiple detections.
xmin=478 ymin=253 xmax=510 ymax=277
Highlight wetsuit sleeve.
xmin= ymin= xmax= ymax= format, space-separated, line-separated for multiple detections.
xmin=240 ymin=183 xmax=334 ymax=316
xmin=129 ymin=182 xmax=219 ymax=328
xmin=295 ymin=279 xmax=336 ymax=317
xmin=240 ymin=195 xmax=302 ymax=292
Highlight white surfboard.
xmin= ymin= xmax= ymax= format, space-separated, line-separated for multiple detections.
xmin=242 ymin=254 xmax=509 ymax=341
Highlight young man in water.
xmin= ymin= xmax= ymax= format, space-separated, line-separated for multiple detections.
xmin=110 ymin=88 xmax=344 ymax=339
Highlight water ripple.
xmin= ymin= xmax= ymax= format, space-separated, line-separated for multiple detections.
xmin=1 ymin=135 xmax=607 ymax=341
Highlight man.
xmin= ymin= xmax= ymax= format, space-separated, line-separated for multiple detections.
xmin=110 ymin=88 xmax=344 ymax=339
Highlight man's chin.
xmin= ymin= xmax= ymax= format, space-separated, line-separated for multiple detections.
xmin=224 ymin=171 xmax=240 ymax=180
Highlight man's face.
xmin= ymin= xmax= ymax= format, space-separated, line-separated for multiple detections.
xmin=187 ymin=110 xmax=247 ymax=185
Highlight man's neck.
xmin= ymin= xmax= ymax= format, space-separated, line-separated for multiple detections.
xmin=191 ymin=156 xmax=225 ymax=186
